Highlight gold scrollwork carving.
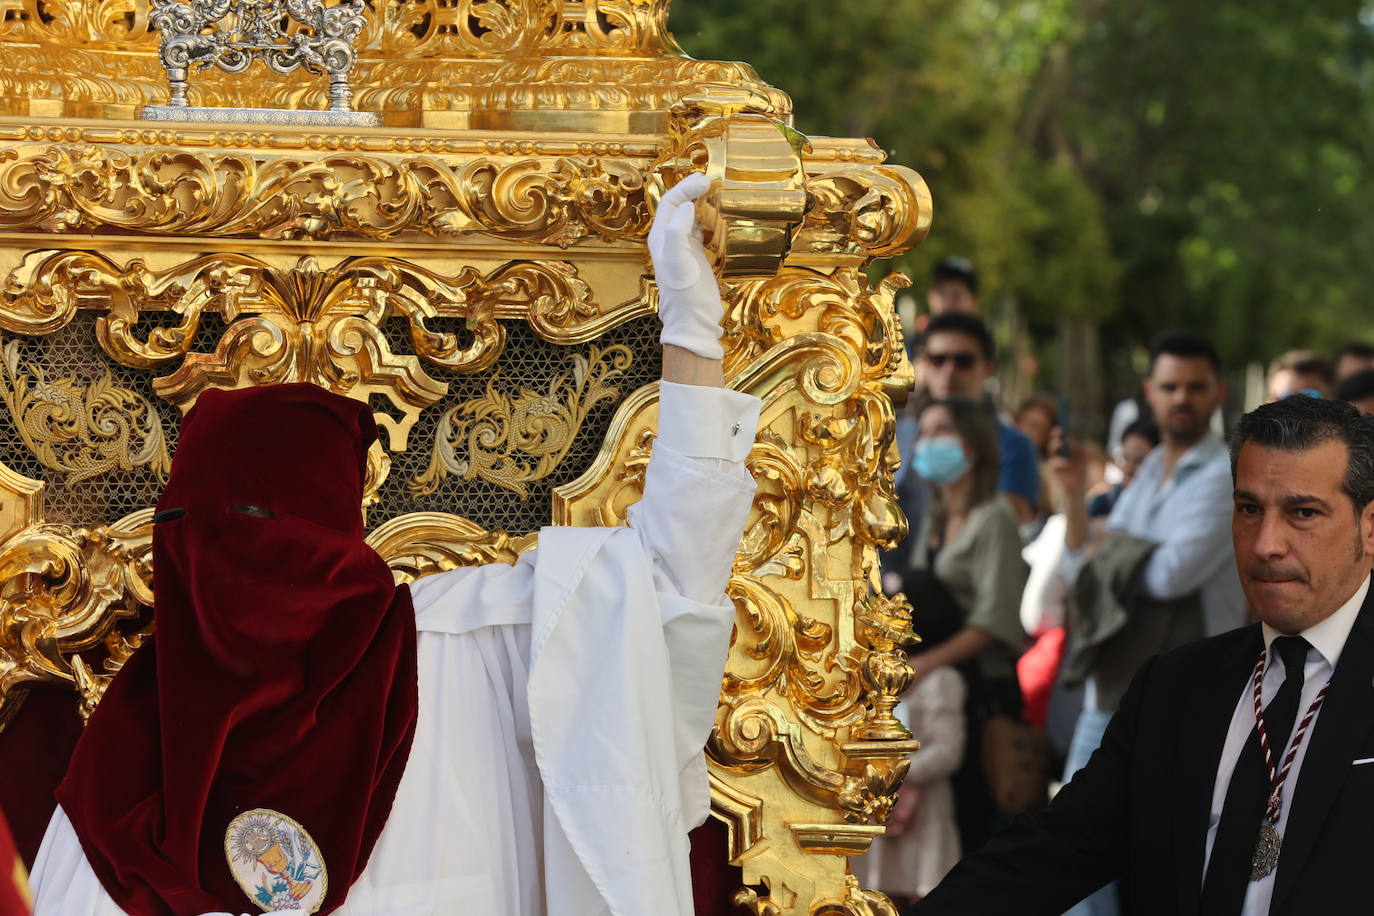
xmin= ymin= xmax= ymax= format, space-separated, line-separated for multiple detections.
xmin=661 ymin=109 xmax=809 ymax=279
xmin=0 ymin=146 xmax=651 ymax=246
xmin=725 ymin=268 xmax=912 ymax=394
xmin=0 ymin=250 xmax=623 ymax=452
xmin=539 ymin=0 xmax=673 ymax=53
xmin=365 ymin=511 xmax=537 ymax=585
xmin=0 ymin=0 xmax=153 ymax=45
xmin=0 ymin=507 xmax=154 ymax=727
xmin=819 ymin=876 xmax=902 ymax=916
xmin=794 ymin=156 xmax=934 ymax=264
xmin=1 ymin=0 xmax=673 ymax=56
xmin=0 ymin=337 xmax=171 ymax=484
xmin=411 ymin=343 xmax=634 ymax=499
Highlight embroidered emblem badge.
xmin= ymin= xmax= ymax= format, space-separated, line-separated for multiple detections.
xmin=225 ymin=808 xmax=328 ymax=914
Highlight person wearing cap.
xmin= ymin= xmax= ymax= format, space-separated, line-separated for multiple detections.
xmin=28 ymin=173 xmax=760 ymax=916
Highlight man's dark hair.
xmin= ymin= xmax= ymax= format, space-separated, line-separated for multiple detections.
xmin=1148 ymin=331 xmax=1222 ymax=374
xmin=1121 ymin=416 xmax=1160 ymax=449
xmin=1337 ymin=368 xmax=1374 ymax=404
xmin=1336 ymin=341 xmax=1374 ymax=363
xmin=931 ymin=256 xmax=979 ymax=296
xmin=923 ymin=312 xmax=995 ymax=360
xmin=1230 ymin=396 xmax=1374 ymax=514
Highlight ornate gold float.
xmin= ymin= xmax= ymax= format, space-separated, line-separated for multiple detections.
xmin=0 ymin=2 xmax=933 ymax=912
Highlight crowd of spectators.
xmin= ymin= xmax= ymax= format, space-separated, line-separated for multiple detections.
xmin=859 ymin=257 xmax=1374 ymax=913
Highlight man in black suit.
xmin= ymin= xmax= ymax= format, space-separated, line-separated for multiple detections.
xmin=911 ymin=396 xmax=1374 ymax=915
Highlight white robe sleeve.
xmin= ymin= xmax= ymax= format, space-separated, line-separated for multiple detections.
xmin=528 ymin=380 xmax=759 ymax=916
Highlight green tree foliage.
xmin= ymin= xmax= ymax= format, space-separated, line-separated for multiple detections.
xmin=670 ymin=0 xmax=1374 ymax=400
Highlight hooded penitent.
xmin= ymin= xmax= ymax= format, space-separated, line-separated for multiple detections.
xmin=56 ymin=383 xmax=418 ymax=915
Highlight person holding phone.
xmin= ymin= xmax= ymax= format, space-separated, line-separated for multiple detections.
xmin=1044 ymin=331 xmax=1245 ymax=916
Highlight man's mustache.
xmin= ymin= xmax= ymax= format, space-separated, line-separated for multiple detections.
xmin=1246 ymin=563 xmax=1308 ymax=583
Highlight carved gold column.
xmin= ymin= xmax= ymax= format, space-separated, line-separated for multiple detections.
xmin=0 ymin=2 xmax=933 ymax=912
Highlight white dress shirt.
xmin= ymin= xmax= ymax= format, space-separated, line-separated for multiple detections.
xmin=1202 ymin=573 xmax=1371 ymax=916
xmin=1062 ymin=433 xmax=1248 ymax=712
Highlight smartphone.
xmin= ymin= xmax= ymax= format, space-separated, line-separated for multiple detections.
xmin=1058 ymin=395 xmax=1072 ymax=458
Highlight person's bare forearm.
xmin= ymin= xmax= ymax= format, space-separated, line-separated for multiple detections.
xmin=911 ymin=626 xmax=997 ymax=678
xmin=662 ymin=343 xmax=725 ymax=388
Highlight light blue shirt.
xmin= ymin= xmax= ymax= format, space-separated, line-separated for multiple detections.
xmin=1068 ymin=432 xmax=1247 ymax=709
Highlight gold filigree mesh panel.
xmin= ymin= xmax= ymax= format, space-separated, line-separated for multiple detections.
xmin=0 ymin=312 xmax=182 ymax=525
xmin=0 ymin=311 xmax=661 ymax=534
xmin=374 ymin=314 xmax=661 ymax=533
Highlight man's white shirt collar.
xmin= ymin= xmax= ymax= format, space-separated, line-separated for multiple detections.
xmin=1260 ymin=572 xmax=1370 ymax=671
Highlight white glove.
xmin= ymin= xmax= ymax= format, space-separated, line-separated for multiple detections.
xmin=648 ymin=172 xmax=725 ymax=359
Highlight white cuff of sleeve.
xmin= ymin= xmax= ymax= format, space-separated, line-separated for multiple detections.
xmin=657 ymin=380 xmax=761 ymax=462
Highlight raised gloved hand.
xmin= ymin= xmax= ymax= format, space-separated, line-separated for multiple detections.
xmin=648 ymin=172 xmax=724 ymax=360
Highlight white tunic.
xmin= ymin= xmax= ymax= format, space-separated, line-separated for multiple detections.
xmin=30 ymin=380 xmax=761 ymax=916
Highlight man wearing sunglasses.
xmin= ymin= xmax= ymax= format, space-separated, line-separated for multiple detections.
xmin=917 ymin=312 xmax=1040 ymax=525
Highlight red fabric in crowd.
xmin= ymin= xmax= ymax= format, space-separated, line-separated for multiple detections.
xmin=0 ymin=807 xmax=31 ymax=915
xmin=1016 ymin=626 xmax=1067 ymax=729
xmin=56 ymin=384 xmax=418 ymax=916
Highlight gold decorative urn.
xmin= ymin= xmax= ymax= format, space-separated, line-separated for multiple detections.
xmin=0 ymin=1 xmax=932 ymax=912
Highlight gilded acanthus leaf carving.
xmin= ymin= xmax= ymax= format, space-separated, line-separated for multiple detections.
xmin=0 ymin=146 xmax=651 ymax=245
xmin=411 ymin=343 xmax=634 ymax=499
xmin=1 ymin=0 xmax=677 ymax=55
xmin=793 ymin=157 xmax=933 ymax=263
xmin=0 ymin=338 xmax=171 ymax=484
xmin=539 ymin=0 xmax=672 ymax=52
xmin=0 ymin=250 xmax=623 ymax=452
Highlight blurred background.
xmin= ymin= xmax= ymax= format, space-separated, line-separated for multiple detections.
xmin=673 ymin=0 xmax=1374 ymax=435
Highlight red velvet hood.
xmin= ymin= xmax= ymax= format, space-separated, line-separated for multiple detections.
xmin=57 ymin=383 xmax=418 ymax=915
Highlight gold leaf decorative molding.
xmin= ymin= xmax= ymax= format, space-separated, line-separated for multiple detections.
xmin=0 ymin=130 xmax=927 ymax=267
xmin=0 ymin=0 xmax=793 ymax=125
xmin=0 ymin=250 xmax=626 ymax=450
xmin=365 ymin=512 xmax=538 ymax=585
xmin=0 ymin=145 xmax=651 ymax=245
xmin=0 ymin=506 xmax=154 ymax=728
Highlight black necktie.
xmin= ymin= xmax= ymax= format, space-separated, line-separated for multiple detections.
xmin=1200 ymin=635 xmax=1311 ymax=911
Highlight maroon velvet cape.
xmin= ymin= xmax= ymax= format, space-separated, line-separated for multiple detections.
xmin=56 ymin=384 xmax=418 ymax=916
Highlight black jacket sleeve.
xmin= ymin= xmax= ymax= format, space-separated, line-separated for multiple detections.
xmin=910 ymin=656 xmax=1158 ymax=915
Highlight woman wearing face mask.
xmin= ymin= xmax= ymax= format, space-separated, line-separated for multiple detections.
xmin=902 ymin=397 xmax=1029 ymax=854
